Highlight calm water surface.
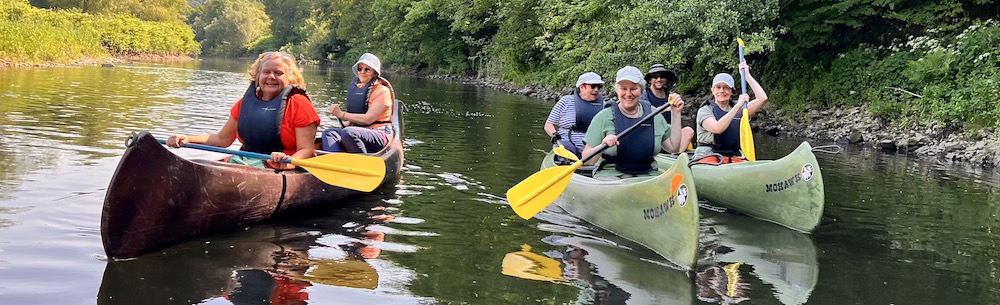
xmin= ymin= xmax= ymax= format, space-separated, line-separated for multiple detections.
xmin=0 ymin=60 xmax=998 ymax=304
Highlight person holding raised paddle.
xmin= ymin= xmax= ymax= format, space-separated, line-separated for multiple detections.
xmin=693 ymin=61 xmax=768 ymax=163
xmin=166 ymin=51 xmax=321 ymax=170
xmin=580 ymin=66 xmax=686 ymax=179
xmin=322 ymin=53 xmax=395 ymax=154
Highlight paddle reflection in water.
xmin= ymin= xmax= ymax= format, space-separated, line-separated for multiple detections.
xmin=697 ymin=210 xmax=819 ymax=305
xmin=503 ymin=206 xmax=694 ymax=305
xmin=97 ymin=192 xmax=427 ymax=305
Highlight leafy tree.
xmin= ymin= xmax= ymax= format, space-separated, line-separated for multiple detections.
xmin=257 ymin=0 xmax=310 ymax=52
xmin=189 ymin=0 xmax=270 ymax=56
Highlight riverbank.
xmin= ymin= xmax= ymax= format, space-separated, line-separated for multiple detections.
xmin=425 ymin=73 xmax=1000 ymax=168
xmin=1 ymin=54 xmax=193 ymax=68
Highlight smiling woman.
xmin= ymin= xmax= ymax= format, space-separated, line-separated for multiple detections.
xmin=321 ymin=53 xmax=397 ymax=154
xmin=165 ymin=51 xmax=321 ymax=170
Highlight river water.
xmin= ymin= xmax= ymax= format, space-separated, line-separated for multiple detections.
xmin=1 ymin=59 xmax=998 ymax=305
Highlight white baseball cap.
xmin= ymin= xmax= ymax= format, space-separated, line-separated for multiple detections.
xmin=615 ymin=66 xmax=645 ymax=86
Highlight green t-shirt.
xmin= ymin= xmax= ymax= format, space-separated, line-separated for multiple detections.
xmin=696 ymin=104 xmax=722 ymax=145
xmin=582 ymin=106 xmax=671 ymax=177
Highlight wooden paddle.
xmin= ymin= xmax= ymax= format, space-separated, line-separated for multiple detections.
xmin=737 ymin=37 xmax=756 ymax=162
xmin=507 ymin=99 xmax=674 ymax=219
xmin=156 ymin=139 xmax=386 ymax=192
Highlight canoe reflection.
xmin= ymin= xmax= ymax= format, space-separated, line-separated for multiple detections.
xmin=502 ymin=235 xmax=693 ymax=305
xmin=97 ymin=198 xmax=400 ymax=305
xmin=697 ymin=210 xmax=819 ymax=305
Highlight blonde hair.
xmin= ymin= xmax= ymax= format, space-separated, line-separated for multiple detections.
xmin=248 ymin=51 xmax=306 ymax=88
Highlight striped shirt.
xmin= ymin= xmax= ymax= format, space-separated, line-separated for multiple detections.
xmin=546 ymin=94 xmax=589 ymax=151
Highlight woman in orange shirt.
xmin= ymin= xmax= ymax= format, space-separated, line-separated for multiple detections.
xmin=323 ymin=53 xmax=395 ymax=153
xmin=166 ymin=51 xmax=321 ymax=170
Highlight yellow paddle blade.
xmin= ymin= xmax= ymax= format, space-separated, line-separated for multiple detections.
xmin=501 ymin=244 xmax=565 ymax=283
xmin=737 ymin=37 xmax=745 ymax=47
xmin=552 ymin=145 xmax=579 ymax=161
xmin=291 ymin=153 xmax=387 ymax=192
xmin=724 ymin=262 xmax=744 ymax=297
xmin=739 ymin=108 xmax=756 ymax=162
xmin=507 ymin=162 xmax=582 ymax=219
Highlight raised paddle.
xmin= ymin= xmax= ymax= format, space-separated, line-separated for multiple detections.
xmin=507 ymin=98 xmax=675 ymax=219
xmin=156 ymin=139 xmax=386 ymax=192
xmin=737 ymin=37 xmax=756 ymax=162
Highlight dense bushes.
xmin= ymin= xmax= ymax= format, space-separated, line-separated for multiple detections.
xmin=0 ymin=0 xmax=197 ymax=64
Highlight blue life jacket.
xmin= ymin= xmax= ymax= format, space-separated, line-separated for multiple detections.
xmin=641 ymin=88 xmax=672 ymax=123
xmin=572 ymin=89 xmax=605 ymax=132
xmin=603 ymin=101 xmax=655 ymax=175
xmin=346 ymin=77 xmax=391 ymax=127
xmin=708 ymin=100 xmax=742 ymax=156
xmin=237 ymin=84 xmax=307 ymax=154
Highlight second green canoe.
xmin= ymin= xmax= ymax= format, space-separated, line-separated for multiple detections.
xmin=655 ymin=141 xmax=824 ymax=232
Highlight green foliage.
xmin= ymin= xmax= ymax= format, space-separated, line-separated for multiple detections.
xmin=903 ymin=21 xmax=1000 ymax=130
xmin=31 ymin=0 xmax=190 ymax=22
xmin=189 ymin=0 xmax=270 ymax=56
xmin=0 ymin=0 xmax=196 ymax=63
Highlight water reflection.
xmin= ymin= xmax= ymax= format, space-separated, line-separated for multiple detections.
xmin=698 ymin=210 xmax=819 ymax=305
xmin=96 ymin=191 xmax=424 ymax=305
xmin=507 ymin=206 xmax=694 ymax=305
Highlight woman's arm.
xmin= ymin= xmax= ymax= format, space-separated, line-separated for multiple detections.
xmin=661 ymin=94 xmax=685 ymax=152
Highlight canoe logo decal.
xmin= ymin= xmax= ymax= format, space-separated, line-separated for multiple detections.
xmin=642 ymin=183 xmax=688 ymax=220
xmin=765 ymin=172 xmax=802 ymax=193
xmin=801 ymin=163 xmax=814 ymax=182
xmin=676 ymin=184 xmax=688 ymax=207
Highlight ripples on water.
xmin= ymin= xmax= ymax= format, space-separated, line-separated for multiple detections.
xmin=2 ymin=61 xmax=1000 ymax=304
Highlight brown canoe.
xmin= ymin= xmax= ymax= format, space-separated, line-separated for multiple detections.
xmin=101 ymin=101 xmax=404 ymax=259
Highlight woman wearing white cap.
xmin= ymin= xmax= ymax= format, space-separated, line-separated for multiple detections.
xmin=694 ymin=61 xmax=768 ymax=162
xmin=580 ymin=66 xmax=686 ymax=179
xmin=166 ymin=51 xmax=320 ymax=170
xmin=322 ymin=53 xmax=396 ymax=153
xmin=543 ymin=72 xmax=606 ymax=158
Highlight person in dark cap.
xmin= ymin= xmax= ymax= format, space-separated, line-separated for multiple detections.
xmin=544 ymin=72 xmax=607 ymax=158
xmin=641 ymin=64 xmax=693 ymax=153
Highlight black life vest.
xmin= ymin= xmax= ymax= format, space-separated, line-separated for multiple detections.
xmin=706 ymin=100 xmax=742 ymax=156
xmin=603 ymin=101 xmax=655 ymax=175
xmin=642 ymin=88 xmax=672 ymax=123
xmin=346 ymin=77 xmax=391 ymax=127
xmin=237 ymin=84 xmax=307 ymax=154
xmin=571 ymin=89 xmax=605 ymax=132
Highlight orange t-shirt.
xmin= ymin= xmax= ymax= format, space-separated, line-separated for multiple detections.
xmin=366 ymin=81 xmax=393 ymax=128
xmin=230 ymin=94 xmax=321 ymax=155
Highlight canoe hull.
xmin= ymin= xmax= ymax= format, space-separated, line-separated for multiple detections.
xmin=656 ymin=141 xmax=824 ymax=232
xmin=542 ymin=153 xmax=700 ymax=270
xmin=102 ymin=103 xmax=404 ymax=259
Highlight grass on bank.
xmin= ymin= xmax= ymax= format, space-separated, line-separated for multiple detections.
xmin=0 ymin=0 xmax=198 ymax=65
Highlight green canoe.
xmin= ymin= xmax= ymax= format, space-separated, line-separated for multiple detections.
xmin=540 ymin=152 xmax=700 ymax=270
xmin=654 ymin=141 xmax=824 ymax=232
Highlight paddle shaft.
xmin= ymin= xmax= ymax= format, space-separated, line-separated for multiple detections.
xmin=155 ymin=139 xmax=292 ymax=164
xmin=739 ymin=44 xmax=748 ymax=97
xmin=579 ymin=101 xmax=674 ymax=164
